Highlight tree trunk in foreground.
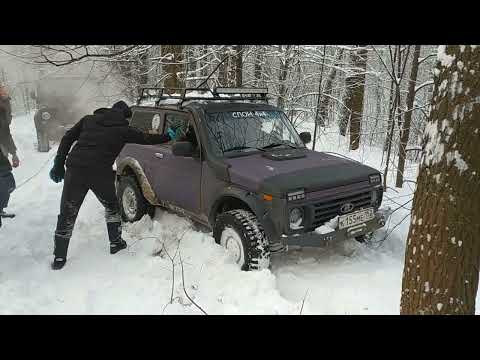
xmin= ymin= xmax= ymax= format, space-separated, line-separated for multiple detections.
xmin=400 ymin=45 xmax=480 ymax=315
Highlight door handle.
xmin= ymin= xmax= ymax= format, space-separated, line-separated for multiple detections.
xmin=154 ymin=152 xmax=164 ymax=159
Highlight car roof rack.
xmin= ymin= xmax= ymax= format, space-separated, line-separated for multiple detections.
xmin=136 ymin=87 xmax=269 ymax=107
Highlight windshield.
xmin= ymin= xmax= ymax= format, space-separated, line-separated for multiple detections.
xmin=205 ymin=110 xmax=305 ymax=156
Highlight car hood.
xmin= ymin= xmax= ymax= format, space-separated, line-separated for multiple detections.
xmin=224 ymin=149 xmax=379 ymax=197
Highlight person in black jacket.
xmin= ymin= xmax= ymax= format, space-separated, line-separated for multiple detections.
xmin=49 ymin=101 xmax=173 ymax=270
xmin=0 ymin=86 xmax=19 ymax=228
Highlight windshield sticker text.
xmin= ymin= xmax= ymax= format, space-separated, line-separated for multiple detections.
xmin=231 ymin=111 xmax=268 ymax=118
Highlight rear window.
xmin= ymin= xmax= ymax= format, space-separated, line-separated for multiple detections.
xmin=130 ymin=110 xmax=163 ymax=134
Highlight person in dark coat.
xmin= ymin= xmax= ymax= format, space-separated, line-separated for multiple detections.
xmin=0 ymin=86 xmax=19 ymax=228
xmin=49 ymin=100 xmax=173 ymax=270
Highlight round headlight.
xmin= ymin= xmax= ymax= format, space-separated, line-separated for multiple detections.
xmin=41 ymin=111 xmax=51 ymax=120
xmin=289 ymin=207 xmax=304 ymax=229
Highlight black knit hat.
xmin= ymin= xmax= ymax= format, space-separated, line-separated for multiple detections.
xmin=112 ymin=100 xmax=132 ymax=118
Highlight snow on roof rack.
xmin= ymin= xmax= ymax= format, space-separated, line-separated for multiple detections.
xmin=213 ymin=87 xmax=268 ymax=95
xmin=136 ymin=86 xmax=269 ymax=107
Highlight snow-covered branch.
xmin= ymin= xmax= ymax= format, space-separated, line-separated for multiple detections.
xmin=414 ymin=80 xmax=434 ymax=93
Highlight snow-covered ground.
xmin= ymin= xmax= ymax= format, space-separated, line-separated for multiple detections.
xmin=0 ymin=112 xmax=442 ymax=314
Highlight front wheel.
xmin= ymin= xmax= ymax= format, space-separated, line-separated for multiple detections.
xmin=213 ymin=209 xmax=270 ymax=271
xmin=118 ymin=176 xmax=154 ymax=222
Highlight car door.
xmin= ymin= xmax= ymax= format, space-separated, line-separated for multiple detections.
xmin=151 ymin=110 xmax=202 ymax=216
xmin=121 ymin=107 xmax=166 ymax=187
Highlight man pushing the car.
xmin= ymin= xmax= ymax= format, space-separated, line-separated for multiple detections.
xmin=49 ymin=100 xmax=178 ymax=270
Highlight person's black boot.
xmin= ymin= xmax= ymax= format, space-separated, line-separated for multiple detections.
xmin=52 ymin=230 xmax=70 ymax=270
xmin=0 ymin=210 xmax=15 ymax=218
xmin=110 ymin=239 xmax=128 ymax=254
xmin=107 ymin=222 xmax=127 ymax=254
xmin=51 ymin=257 xmax=67 ymax=270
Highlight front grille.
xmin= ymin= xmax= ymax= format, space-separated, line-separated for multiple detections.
xmin=311 ymin=190 xmax=372 ymax=227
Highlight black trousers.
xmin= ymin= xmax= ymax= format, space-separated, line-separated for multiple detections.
xmin=0 ymin=170 xmax=15 ymax=211
xmin=0 ymin=170 xmax=15 ymax=228
xmin=53 ymin=167 xmax=122 ymax=258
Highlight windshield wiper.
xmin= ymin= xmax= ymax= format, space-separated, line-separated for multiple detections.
xmin=223 ymin=145 xmax=265 ymax=153
xmin=261 ymin=142 xmax=298 ymax=150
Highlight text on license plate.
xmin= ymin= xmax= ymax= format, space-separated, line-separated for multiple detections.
xmin=338 ymin=208 xmax=375 ymax=230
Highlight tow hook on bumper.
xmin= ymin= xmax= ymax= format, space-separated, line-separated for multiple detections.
xmin=375 ymin=206 xmax=392 ymax=227
xmin=279 ymin=207 xmax=392 ymax=248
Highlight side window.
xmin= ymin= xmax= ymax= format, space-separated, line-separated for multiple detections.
xmin=164 ymin=112 xmax=190 ymax=136
xmin=130 ymin=110 xmax=163 ymax=134
xmin=164 ymin=112 xmax=199 ymax=149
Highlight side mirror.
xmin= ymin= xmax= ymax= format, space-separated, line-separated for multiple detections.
xmin=299 ymin=132 xmax=311 ymax=144
xmin=172 ymin=141 xmax=195 ymax=157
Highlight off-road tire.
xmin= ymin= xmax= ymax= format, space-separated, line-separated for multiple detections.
xmin=37 ymin=130 xmax=50 ymax=152
xmin=213 ymin=209 xmax=270 ymax=271
xmin=118 ymin=176 xmax=154 ymax=222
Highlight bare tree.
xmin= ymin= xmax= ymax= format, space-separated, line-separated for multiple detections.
xmin=400 ymin=45 xmax=480 ymax=315
xmin=318 ymin=48 xmax=344 ymax=127
xmin=234 ymin=45 xmax=243 ymax=87
xmin=383 ymin=46 xmax=400 ymax=153
xmin=253 ymin=46 xmax=264 ymax=86
xmin=395 ymin=45 xmax=422 ymax=187
xmin=276 ymin=45 xmax=294 ymax=110
xmin=200 ymin=45 xmax=210 ymax=80
xmin=26 ymin=45 xmax=144 ymax=66
xmin=342 ymin=46 xmax=368 ymax=150
xmin=312 ymin=45 xmax=327 ymax=151
xmin=161 ymin=45 xmax=185 ymax=91
xmin=217 ymin=45 xmax=243 ymax=87
xmin=373 ymin=45 xmax=411 ymax=188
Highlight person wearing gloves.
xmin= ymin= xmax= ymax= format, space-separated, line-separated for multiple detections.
xmin=49 ymin=101 xmax=178 ymax=270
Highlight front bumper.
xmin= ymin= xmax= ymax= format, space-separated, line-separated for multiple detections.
xmin=280 ymin=207 xmax=392 ymax=247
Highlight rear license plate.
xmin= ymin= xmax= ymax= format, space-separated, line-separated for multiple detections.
xmin=338 ymin=208 xmax=375 ymax=230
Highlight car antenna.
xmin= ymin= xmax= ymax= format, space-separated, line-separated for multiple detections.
xmin=194 ymin=54 xmax=231 ymax=90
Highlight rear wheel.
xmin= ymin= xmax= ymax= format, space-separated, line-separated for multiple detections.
xmin=118 ymin=176 xmax=154 ymax=222
xmin=213 ymin=209 xmax=270 ymax=271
